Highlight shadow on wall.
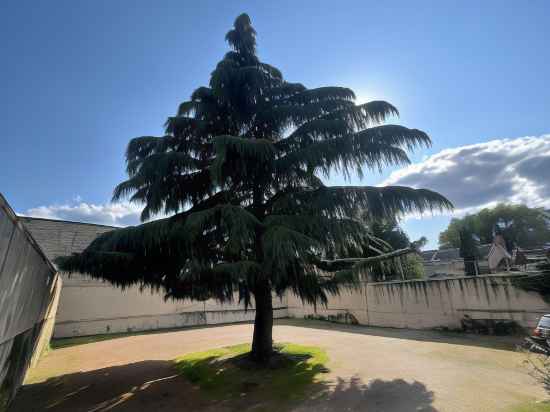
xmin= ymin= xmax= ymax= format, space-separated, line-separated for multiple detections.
xmin=9 ymin=359 xmax=437 ymax=412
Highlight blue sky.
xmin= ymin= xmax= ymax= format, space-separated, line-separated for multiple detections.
xmin=2 ymin=1 xmax=550 ymax=249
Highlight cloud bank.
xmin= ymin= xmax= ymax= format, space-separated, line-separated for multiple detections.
xmin=24 ymin=135 xmax=550 ymax=227
xmin=25 ymin=201 xmax=143 ymax=226
xmin=384 ymin=135 xmax=550 ymax=215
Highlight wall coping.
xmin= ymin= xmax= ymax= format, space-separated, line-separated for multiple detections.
xmin=19 ymin=215 xmax=117 ymax=229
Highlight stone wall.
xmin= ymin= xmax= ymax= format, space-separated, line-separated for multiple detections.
xmin=288 ymin=274 xmax=550 ymax=331
xmin=0 ymin=195 xmax=58 ymax=411
xmin=21 ymin=217 xmax=287 ymax=338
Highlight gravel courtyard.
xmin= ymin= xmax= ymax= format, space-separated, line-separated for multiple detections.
xmin=10 ymin=319 xmax=545 ymax=412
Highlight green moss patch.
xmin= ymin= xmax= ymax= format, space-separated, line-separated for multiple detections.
xmin=51 ymin=326 xmax=191 ymax=349
xmin=50 ymin=333 xmax=134 ymax=349
xmin=174 ymin=343 xmax=329 ymax=405
xmin=509 ymin=401 xmax=550 ymax=412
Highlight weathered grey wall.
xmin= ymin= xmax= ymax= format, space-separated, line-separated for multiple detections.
xmin=21 ymin=217 xmax=287 ymax=338
xmin=0 ymin=195 xmax=58 ymax=411
xmin=288 ymin=274 xmax=550 ymax=330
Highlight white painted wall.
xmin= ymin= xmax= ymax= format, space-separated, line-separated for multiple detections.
xmin=54 ymin=273 xmax=287 ymax=338
xmin=288 ymin=274 xmax=550 ymax=330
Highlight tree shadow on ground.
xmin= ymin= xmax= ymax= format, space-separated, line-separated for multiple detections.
xmin=276 ymin=318 xmax=521 ymax=351
xmin=9 ymin=356 xmax=438 ymax=412
xmin=8 ymin=360 xmax=208 ymax=412
xmin=297 ymin=375 xmax=438 ymax=412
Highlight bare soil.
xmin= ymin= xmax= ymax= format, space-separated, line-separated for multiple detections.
xmin=9 ymin=319 xmax=546 ymax=412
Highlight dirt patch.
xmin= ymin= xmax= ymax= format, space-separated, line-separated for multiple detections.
xmin=9 ymin=320 xmax=545 ymax=411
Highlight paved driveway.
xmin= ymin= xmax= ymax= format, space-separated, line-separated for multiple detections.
xmin=10 ymin=319 xmax=545 ymax=411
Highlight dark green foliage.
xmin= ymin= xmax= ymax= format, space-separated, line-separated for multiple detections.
xmin=512 ymin=274 xmax=550 ymax=303
xmin=439 ymin=204 xmax=550 ymax=250
xmin=512 ymin=254 xmax=550 ymax=302
xmin=57 ymin=14 xmax=451 ymax=360
xmin=458 ymin=227 xmax=480 ymax=259
xmin=459 ymin=226 xmax=480 ymax=276
xmin=401 ymin=254 xmax=426 ymax=280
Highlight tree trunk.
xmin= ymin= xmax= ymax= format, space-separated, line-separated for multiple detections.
xmin=251 ymin=281 xmax=273 ymax=363
xmin=250 ymin=183 xmax=272 ymax=363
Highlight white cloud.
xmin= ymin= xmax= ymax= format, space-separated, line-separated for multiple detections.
xmin=384 ymin=134 xmax=550 ymax=216
xmin=22 ymin=134 xmax=550 ymax=230
xmin=24 ymin=201 xmax=144 ymax=227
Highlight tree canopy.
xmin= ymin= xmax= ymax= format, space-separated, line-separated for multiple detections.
xmin=439 ymin=204 xmax=550 ymax=250
xmin=58 ymin=13 xmax=451 ymax=362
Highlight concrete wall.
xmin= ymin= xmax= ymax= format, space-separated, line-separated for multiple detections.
xmin=21 ymin=217 xmax=288 ymax=339
xmin=53 ymin=276 xmax=287 ymax=338
xmin=423 ymin=260 xmax=465 ymax=277
xmin=288 ymin=274 xmax=550 ymax=330
xmin=0 ymin=195 xmax=58 ymax=411
xmin=20 ymin=216 xmax=550 ymax=340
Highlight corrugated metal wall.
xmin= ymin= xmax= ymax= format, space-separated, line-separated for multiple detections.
xmin=0 ymin=194 xmax=59 ymax=411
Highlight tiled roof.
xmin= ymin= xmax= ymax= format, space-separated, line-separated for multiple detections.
xmin=434 ymin=248 xmax=460 ymax=261
xmin=420 ymin=250 xmax=437 ymax=261
xmin=19 ymin=217 xmax=114 ymax=261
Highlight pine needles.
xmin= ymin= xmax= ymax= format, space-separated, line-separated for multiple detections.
xmin=58 ymin=13 xmax=452 ymax=312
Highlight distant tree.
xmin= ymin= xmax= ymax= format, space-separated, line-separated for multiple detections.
xmin=439 ymin=217 xmax=462 ymax=250
xmin=439 ymin=204 xmax=550 ymax=250
xmin=411 ymin=236 xmax=428 ymax=251
xmin=58 ymin=14 xmax=451 ymax=363
xmin=401 ymin=254 xmax=426 ymax=280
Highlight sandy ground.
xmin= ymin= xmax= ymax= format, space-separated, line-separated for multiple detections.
xmin=9 ymin=319 xmax=545 ymax=412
